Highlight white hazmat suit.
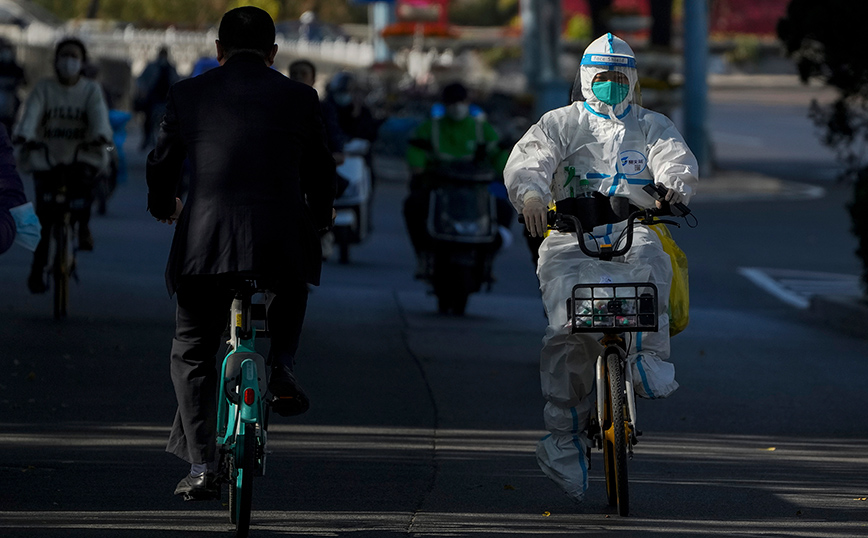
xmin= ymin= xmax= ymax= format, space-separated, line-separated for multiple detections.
xmin=504 ymin=33 xmax=699 ymax=502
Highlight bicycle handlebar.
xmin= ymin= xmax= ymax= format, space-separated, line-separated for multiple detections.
xmin=17 ymin=139 xmax=106 ymax=169
xmin=641 ymin=183 xmax=691 ymax=217
xmin=518 ymin=207 xmax=685 ymax=260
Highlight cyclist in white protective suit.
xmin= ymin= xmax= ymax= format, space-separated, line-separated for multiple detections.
xmin=504 ymin=33 xmax=698 ymax=502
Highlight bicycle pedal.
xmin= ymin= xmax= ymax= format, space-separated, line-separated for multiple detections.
xmin=181 ymin=492 xmax=219 ymax=502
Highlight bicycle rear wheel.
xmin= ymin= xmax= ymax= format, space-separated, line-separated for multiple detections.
xmin=602 ymin=350 xmax=629 ymax=516
xmin=231 ymin=422 xmax=255 ymax=537
xmin=52 ymin=223 xmax=70 ymax=320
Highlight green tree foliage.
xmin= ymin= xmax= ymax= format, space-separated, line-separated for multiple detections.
xmin=227 ymin=0 xmax=280 ymax=20
xmin=778 ymin=0 xmax=868 ymax=292
xmin=30 ymin=0 xmax=363 ymax=27
xmin=449 ymin=0 xmax=519 ymax=26
xmin=31 ymin=0 xmax=93 ymax=19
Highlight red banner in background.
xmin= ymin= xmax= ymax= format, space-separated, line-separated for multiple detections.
xmin=563 ymin=0 xmax=790 ymax=36
xmin=397 ymin=0 xmax=449 ymax=26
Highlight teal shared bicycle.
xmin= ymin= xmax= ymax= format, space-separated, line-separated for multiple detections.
xmin=217 ymin=279 xmax=270 ymax=538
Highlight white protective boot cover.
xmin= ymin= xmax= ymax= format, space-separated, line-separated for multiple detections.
xmin=536 ymin=394 xmax=595 ymax=502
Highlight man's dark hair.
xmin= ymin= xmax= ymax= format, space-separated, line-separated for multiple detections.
xmin=54 ymin=37 xmax=88 ymax=64
xmin=442 ymin=82 xmax=468 ymax=105
xmin=289 ymin=59 xmax=316 ymax=80
xmin=218 ymin=6 xmax=276 ymax=59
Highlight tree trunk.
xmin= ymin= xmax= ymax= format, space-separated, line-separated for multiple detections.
xmin=650 ymin=0 xmax=673 ymax=48
xmin=86 ymin=0 xmax=100 ymax=19
xmin=588 ymin=0 xmax=613 ymax=38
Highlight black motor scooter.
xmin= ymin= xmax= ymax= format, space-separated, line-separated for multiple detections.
xmin=425 ymin=162 xmax=499 ymax=315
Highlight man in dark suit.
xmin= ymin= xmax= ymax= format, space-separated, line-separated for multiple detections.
xmin=146 ymin=6 xmax=336 ymax=499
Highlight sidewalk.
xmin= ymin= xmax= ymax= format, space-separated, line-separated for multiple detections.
xmin=808 ymin=289 xmax=868 ymax=339
xmin=699 ymin=167 xmax=868 ymax=338
xmin=697 ymin=168 xmax=825 ymax=202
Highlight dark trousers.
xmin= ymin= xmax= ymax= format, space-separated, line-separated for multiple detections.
xmin=31 ymin=169 xmax=94 ymax=270
xmin=165 ymin=275 xmax=309 ymax=464
xmin=403 ymin=188 xmax=431 ymax=255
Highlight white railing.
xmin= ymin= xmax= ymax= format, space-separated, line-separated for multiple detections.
xmin=0 ymin=22 xmax=377 ymax=76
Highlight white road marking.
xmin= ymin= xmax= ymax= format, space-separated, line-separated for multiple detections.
xmin=738 ymin=267 xmax=861 ymax=309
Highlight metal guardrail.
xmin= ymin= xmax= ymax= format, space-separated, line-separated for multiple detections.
xmin=0 ymin=22 xmax=376 ymax=76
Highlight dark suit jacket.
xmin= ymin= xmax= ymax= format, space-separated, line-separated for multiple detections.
xmin=0 ymin=124 xmax=25 ymax=254
xmin=146 ymin=53 xmax=336 ymax=295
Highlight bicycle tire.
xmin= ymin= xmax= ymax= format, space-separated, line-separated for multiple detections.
xmin=228 ymin=458 xmax=237 ymax=524
xmin=234 ymin=422 xmax=255 ymax=538
xmin=602 ymin=350 xmax=629 ymax=516
xmin=52 ymin=223 xmax=70 ymax=320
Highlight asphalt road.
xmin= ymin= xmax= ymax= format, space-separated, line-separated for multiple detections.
xmin=1 ymin=81 xmax=867 ymax=537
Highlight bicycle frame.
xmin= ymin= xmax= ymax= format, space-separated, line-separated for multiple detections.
xmin=29 ymin=141 xmax=100 ymax=320
xmin=42 ymin=180 xmax=79 ymax=320
xmin=216 ymin=284 xmax=269 ymax=534
xmin=217 ymin=290 xmax=268 ymax=472
xmin=519 ymin=199 xmax=695 ymax=517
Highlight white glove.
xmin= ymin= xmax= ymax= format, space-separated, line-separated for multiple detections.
xmin=656 ymin=187 xmax=684 ymax=209
xmin=522 ymin=197 xmax=547 ymax=238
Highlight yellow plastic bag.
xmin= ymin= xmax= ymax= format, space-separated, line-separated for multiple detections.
xmin=650 ymin=224 xmax=689 ymax=337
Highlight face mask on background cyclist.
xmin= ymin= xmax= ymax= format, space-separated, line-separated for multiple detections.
xmin=445 ymin=102 xmax=469 ymax=121
xmin=56 ymin=57 xmax=81 ymax=79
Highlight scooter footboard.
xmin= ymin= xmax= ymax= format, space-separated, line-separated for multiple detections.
xmin=569 ymin=282 xmax=658 ymax=333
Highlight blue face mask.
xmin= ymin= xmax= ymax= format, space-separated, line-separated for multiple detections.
xmin=591 ymin=81 xmax=629 ymax=106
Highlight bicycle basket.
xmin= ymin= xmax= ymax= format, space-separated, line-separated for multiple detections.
xmin=569 ymin=282 xmax=658 ymax=333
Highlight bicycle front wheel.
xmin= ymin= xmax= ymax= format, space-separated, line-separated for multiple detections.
xmin=602 ymin=350 xmax=629 ymax=516
xmin=52 ymin=223 xmax=70 ymax=320
xmin=231 ymin=422 xmax=255 ymax=537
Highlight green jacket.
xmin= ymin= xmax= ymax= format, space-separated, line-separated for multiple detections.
xmin=406 ymin=114 xmax=507 ymax=174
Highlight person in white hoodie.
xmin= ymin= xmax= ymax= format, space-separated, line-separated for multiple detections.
xmin=14 ymin=37 xmax=112 ymax=293
xmin=504 ymin=33 xmax=698 ymax=502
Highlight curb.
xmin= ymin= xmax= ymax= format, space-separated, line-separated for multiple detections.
xmin=809 ymin=295 xmax=868 ymax=340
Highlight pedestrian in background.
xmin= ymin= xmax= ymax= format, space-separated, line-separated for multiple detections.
xmin=135 ymin=47 xmax=178 ymax=150
xmin=0 ymin=38 xmax=25 ymax=135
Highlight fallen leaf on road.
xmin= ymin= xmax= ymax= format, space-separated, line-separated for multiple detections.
xmin=765 ymin=447 xmax=776 ymax=451
xmin=503 ymin=484 xmax=515 ymax=490
xmin=542 ymin=511 xmax=550 ymax=517
xmin=854 ymin=497 xmax=867 ymax=501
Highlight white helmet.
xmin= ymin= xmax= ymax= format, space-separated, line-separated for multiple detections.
xmin=571 ymin=33 xmax=638 ymax=119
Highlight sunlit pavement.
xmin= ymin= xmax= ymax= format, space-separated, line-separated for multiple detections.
xmin=2 ymin=97 xmax=868 ymax=537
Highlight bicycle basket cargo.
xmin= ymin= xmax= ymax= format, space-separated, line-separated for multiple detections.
xmin=570 ymin=282 xmax=658 ymax=332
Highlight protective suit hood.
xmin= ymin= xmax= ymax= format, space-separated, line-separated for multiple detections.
xmin=573 ymin=33 xmax=638 ymax=120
